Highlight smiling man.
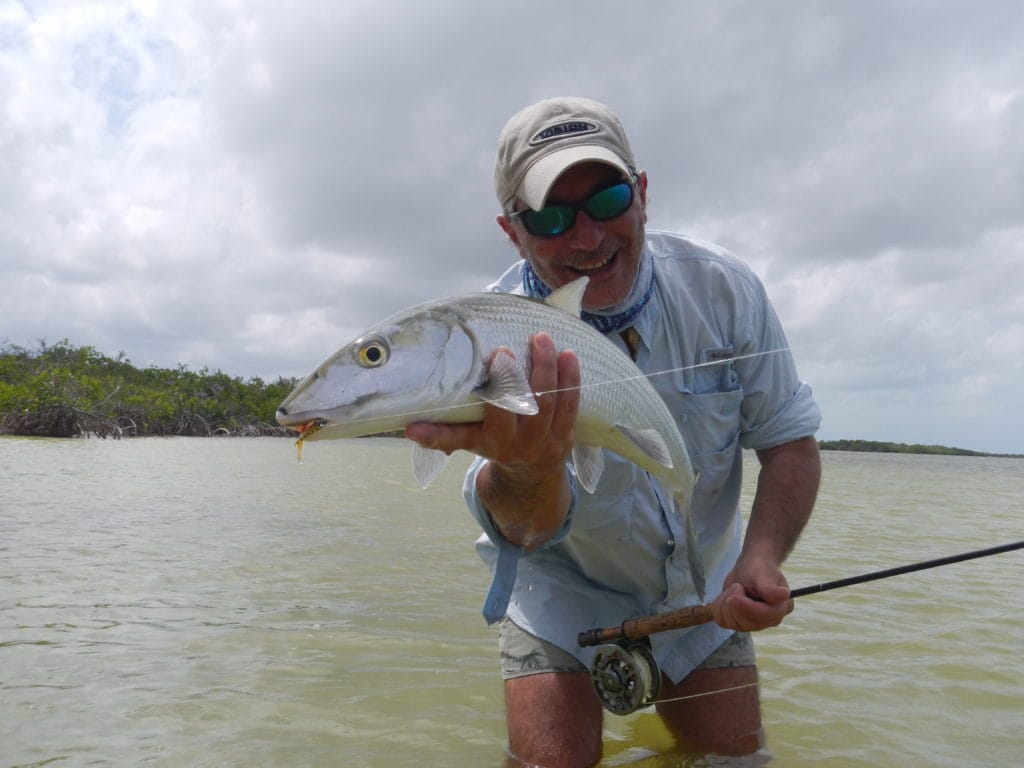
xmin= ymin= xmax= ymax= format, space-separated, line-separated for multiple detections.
xmin=406 ymin=97 xmax=822 ymax=767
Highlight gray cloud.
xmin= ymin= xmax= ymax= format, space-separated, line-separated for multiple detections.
xmin=1 ymin=0 xmax=1022 ymax=452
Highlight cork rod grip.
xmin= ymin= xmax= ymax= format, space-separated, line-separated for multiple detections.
xmin=577 ymin=603 xmax=714 ymax=647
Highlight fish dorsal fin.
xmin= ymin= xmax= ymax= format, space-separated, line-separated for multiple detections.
xmin=545 ymin=276 xmax=589 ymax=317
xmin=572 ymin=443 xmax=605 ymax=494
xmin=412 ymin=444 xmax=451 ymax=489
xmin=476 ymin=350 xmax=539 ymax=415
xmin=617 ymin=424 xmax=674 ymax=469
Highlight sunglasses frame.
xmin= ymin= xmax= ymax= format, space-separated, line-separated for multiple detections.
xmin=508 ymin=175 xmax=638 ymax=237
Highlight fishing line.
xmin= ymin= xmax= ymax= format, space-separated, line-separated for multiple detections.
xmin=627 ymin=591 xmax=1024 ymax=709
xmin=301 ymin=345 xmax=803 ymax=434
xmin=585 ymin=541 xmax=1024 ymax=713
xmin=532 ymin=346 xmax=801 ymax=398
xmin=652 ymin=595 xmax=1024 ymax=709
xmin=651 ymin=681 xmax=762 ymax=707
xmin=580 ymin=541 xmax=1024 ymax=647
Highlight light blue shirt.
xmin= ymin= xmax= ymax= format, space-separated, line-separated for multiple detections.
xmin=463 ymin=231 xmax=821 ymax=683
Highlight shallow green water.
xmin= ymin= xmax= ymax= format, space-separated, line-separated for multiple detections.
xmin=1 ymin=437 xmax=1021 ymax=766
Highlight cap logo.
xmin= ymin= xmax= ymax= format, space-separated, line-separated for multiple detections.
xmin=529 ymin=120 xmax=599 ymax=146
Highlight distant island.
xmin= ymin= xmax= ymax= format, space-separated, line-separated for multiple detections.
xmin=818 ymin=439 xmax=1022 ymax=459
xmin=2 ymin=341 xmax=1022 ymax=455
xmin=1 ymin=340 xmax=295 ymax=438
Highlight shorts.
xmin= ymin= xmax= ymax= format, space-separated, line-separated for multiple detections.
xmin=498 ymin=617 xmax=756 ymax=680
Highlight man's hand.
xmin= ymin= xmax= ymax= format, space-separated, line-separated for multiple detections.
xmin=403 ymin=332 xmax=578 ymax=462
xmin=404 ymin=333 xmax=581 ymax=549
xmin=712 ymin=435 xmax=820 ymax=631
xmin=710 ymin=559 xmax=794 ymax=631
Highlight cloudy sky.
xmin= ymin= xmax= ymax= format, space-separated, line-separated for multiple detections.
xmin=2 ymin=1 xmax=1022 ymax=453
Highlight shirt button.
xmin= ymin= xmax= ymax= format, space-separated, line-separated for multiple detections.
xmin=666 ymin=538 xmax=675 ymax=548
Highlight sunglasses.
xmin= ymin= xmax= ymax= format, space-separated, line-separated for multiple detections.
xmin=509 ymin=178 xmax=636 ymax=237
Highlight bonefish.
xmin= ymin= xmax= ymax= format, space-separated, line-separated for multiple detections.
xmin=275 ymin=277 xmax=704 ymax=598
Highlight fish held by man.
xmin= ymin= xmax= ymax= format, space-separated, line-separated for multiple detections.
xmin=275 ymin=276 xmax=705 ymax=597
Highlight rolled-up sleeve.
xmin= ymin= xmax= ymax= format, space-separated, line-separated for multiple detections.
xmin=462 ymin=455 xmax=579 ymax=550
xmin=734 ymin=271 xmax=821 ymax=451
xmin=463 ymin=456 xmax=580 ymax=623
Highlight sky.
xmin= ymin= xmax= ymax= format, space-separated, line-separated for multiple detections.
xmin=2 ymin=1 xmax=1023 ymax=454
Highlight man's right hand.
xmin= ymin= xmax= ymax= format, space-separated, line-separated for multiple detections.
xmin=404 ymin=332 xmax=581 ymax=548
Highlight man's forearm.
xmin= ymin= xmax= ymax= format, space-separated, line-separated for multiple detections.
xmin=476 ymin=460 xmax=572 ymax=551
xmin=743 ymin=436 xmax=821 ymax=565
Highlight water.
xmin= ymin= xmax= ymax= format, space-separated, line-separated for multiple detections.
xmin=1 ymin=437 xmax=1022 ymax=767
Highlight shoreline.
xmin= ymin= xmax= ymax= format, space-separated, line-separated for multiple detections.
xmin=817 ymin=439 xmax=1023 ymax=459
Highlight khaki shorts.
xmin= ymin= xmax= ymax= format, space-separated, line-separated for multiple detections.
xmin=498 ymin=617 xmax=755 ymax=680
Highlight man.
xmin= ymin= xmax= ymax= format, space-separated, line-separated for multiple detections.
xmin=406 ymin=97 xmax=821 ymax=767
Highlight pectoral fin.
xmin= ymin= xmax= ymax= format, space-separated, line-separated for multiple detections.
xmin=616 ymin=425 xmax=673 ymax=469
xmin=476 ymin=350 xmax=538 ymax=415
xmin=412 ymin=444 xmax=451 ymax=489
xmin=571 ymin=443 xmax=605 ymax=494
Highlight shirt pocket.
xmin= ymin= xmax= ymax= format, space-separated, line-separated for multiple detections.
xmin=676 ymin=387 xmax=744 ymax=543
xmin=661 ymin=367 xmax=743 ymax=499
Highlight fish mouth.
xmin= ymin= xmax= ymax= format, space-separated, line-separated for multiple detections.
xmin=287 ymin=419 xmax=327 ymax=463
xmin=290 ymin=419 xmax=326 ymax=440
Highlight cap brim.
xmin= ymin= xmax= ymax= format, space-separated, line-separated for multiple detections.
xmin=518 ymin=146 xmax=632 ymax=211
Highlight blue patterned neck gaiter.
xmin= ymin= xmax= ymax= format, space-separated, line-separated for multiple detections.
xmin=521 ymin=250 xmax=654 ymax=334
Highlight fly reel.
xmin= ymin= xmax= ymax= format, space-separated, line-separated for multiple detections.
xmin=589 ymin=641 xmax=661 ymax=715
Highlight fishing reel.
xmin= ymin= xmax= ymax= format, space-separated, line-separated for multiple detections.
xmin=589 ymin=641 xmax=662 ymax=715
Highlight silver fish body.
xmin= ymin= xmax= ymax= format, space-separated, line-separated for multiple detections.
xmin=276 ymin=277 xmax=704 ymax=597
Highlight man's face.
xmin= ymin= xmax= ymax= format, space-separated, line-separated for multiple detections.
xmin=498 ymin=161 xmax=648 ymax=311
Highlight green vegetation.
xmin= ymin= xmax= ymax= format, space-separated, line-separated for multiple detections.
xmin=0 ymin=340 xmax=296 ymax=438
xmin=818 ymin=439 xmax=1022 ymax=459
xmin=4 ymin=340 xmax=1021 ymax=454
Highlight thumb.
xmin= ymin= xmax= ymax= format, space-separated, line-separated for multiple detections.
xmin=404 ymin=421 xmax=439 ymax=447
xmin=757 ymin=579 xmax=791 ymax=606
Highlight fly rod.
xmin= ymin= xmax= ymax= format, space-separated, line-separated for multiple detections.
xmin=578 ymin=540 xmax=1024 ymax=648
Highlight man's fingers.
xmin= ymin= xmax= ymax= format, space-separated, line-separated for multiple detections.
xmin=528 ymin=333 xmax=559 ymax=404
xmin=711 ymin=580 xmax=794 ymax=631
xmin=403 ymin=421 xmax=437 ymax=446
xmin=721 ymin=591 xmax=793 ymax=631
xmin=405 ymin=421 xmax=483 ymax=455
xmin=550 ymin=349 xmax=580 ymax=438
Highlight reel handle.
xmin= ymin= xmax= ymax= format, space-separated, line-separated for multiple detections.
xmin=577 ymin=603 xmax=713 ymax=647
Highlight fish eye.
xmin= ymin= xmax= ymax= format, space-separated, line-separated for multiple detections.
xmin=356 ymin=338 xmax=389 ymax=368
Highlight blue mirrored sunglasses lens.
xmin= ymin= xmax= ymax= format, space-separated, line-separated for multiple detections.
xmin=585 ymin=183 xmax=633 ymax=220
xmin=522 ymin=206 xmax=574 ymax=236
xmin=519 ymin=180 xmax=634 ymax=236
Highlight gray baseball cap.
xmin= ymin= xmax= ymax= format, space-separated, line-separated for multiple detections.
xmin=494 ymin=97 xmax=637 ymax=211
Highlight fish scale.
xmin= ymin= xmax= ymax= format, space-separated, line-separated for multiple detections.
xmin=460 ymin=296 xmax=686 ymax=474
